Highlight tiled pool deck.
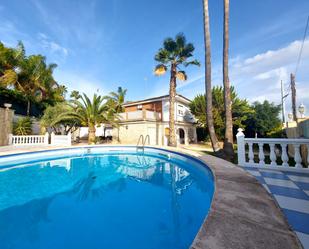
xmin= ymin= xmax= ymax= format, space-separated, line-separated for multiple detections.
xmin=244 ymin=167 xmax=309 ymax=249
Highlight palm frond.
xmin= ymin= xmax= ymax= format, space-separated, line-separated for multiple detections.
xmin=184 ymin=59 xmax=201 ymax=67
xmin=176 ymin=71 xmax=187 ymax=81
xmin=154 ymin=64 xmax=167 ymax=76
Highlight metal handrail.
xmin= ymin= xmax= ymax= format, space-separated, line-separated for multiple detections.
xmin=137 ymin=135 xmax=144 ymax=149
xmin=136 ymin=134 xmax=150 ymax=151
xmin=143 ymin=135 xmax=150 ymax=147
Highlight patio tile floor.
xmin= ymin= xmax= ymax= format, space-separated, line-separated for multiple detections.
xmin=244 ymin=167 xmax=309 ymax=249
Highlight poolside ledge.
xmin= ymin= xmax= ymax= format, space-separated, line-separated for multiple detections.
xmin=186 ymin=151 xmax=303 ymax=249
xmin=0 ymin=144 xmax=304 ymax=249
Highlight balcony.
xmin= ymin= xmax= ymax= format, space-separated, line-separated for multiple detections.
xmin=118 ymin=110 xmax=161 ymax=122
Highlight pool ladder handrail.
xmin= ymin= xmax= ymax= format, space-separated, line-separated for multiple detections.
xmin=136 ymin=135 xmax=150 ymax=151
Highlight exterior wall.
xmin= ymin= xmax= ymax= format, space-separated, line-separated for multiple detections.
xmin=0 ymin=107 xmax=14 ymax=146
xmin=162 ymin=99 xmax=195 ymax=123
xmin=125 ymin=101 xmax=162 ymax=116
xmin=114 ymin=121 xmax=197 ymax=146
xmin=114 ymin=122 xmax=162 ymax=145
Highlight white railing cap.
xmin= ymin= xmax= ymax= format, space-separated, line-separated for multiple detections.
xmin=244 ymin=137 xmax=309 ymax=144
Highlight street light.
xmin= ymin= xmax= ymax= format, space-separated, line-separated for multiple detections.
xmin=298 ymin=103 xmax=305 ymax=118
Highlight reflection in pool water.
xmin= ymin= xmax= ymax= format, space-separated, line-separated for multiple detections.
xmin=0 ymin=152 xmax=214 ymax=249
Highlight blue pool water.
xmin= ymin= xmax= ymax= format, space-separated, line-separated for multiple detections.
xmin=0 ymin=148 xmax=214 ymax=249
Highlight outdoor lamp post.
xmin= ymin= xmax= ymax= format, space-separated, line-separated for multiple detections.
xmin=298 ymin=103 xmax=305 ymax=118
xmin=4 ymin=103 xmax=12 ymax=109
xmin=288 ymin=113 xmax=293 ymax=121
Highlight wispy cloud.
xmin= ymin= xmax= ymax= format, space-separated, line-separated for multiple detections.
xmin=54 ymin=69 xmax=107 ymax=98
xmin=161 ymin=39 xmax=309 ymax=117
xmin=38 ymin=33 xmax=68 ymax=57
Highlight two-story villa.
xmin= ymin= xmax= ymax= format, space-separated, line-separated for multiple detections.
xmin=114 ymin=94 xmax=197 ymax=145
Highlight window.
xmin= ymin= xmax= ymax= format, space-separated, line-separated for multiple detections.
xmin=178 ymin=110 xmax=184 ymax=115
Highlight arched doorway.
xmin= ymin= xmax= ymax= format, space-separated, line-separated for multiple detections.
xmin=178 ymin=128 xmax=185 ymax=144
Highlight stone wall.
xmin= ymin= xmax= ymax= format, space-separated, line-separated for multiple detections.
xmin=0 ymin=107 xmax=14 ymax=146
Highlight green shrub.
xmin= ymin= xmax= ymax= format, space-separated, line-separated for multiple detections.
xmin=13 ymin=117 xmax=32 ymax=135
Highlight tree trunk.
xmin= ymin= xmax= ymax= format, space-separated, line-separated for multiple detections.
xmin=223 ymin=0 xmax=234 ymax=160
xmin=88 ymin=124 xmax=96 ymax=144
xmin=203 ymin=0 xmax=221 ymax=153
xmin=27 ymin=99 xmax=31 ymax=116
xmin=168 ymin=63 xmax=177 ymax=147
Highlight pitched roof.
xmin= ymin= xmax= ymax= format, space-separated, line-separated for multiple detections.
xmin=123 ymin=94 xmax=191 ymax=107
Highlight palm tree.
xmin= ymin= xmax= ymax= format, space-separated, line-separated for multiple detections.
xmin=56 ymin=93 xmax=115 ymax=144
xmin=223 ymin=0 xmax=234 ymax=159
xmin=108 ymin=87 xmax=127 ymax=113
xmin=0 ymin=42 xmax=66 ymax=115
xmin=154 ymin=33 xmax=200 ymax=147
xmin=203 ymin=0 xmax=221 ymax=152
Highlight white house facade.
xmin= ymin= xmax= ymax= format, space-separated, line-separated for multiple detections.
xmin=114 ymin=94 xmax=197 ymax=146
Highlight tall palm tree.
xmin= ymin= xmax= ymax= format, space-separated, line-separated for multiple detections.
xmin=223 ymin=0 xmax=234 ymax=159
xmin=203 ymin=0 xmax=221 ymax=152
xmin=108 ymin=86 xmax=127 ymax=113
xmin=56 ymin=93 xmax=114 ymax=144
xmin=154 ymin=33 xmax=200 ymax=147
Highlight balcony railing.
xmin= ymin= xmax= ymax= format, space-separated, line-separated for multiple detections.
xmin=118 ymin=110 xmax=161 ymax=122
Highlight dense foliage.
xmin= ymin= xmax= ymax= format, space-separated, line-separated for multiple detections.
xmin=53 ymin=93 xmax=119 ymax=144
xmin=190 ymin=86 xmax=253 ymax=140
xmin=190 ymin=88 xmax=282 ymax=140
xmin=244 ymin=101 xmax=282 ymax=138
xmin=13 ymin=117 xmax=32 ymax=135
xmin=0 ymin=42 xmax=66 ymax=116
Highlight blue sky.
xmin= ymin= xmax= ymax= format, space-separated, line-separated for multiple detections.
xmin=0 ymin=0 xmax=309 ymax=116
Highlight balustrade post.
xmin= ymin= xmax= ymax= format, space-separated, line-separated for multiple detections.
xmin=269 ymin=144 xmax=277 ymax=166
xmin=67 ymin=132 xmax=72 ymax=146
xmin=44 ymin=132 xmax=49 ymax=145
xmin=236 ymin=128 xmax=246 ymax=166
xmin=50 ymin=132 xmax=55 ymax=145
xmin=8 ymin=134 xmax=13 ymax=145
xmin=258 ymin=143 xmax=265 ymax=166
xmin=294 ymin=144 xmax=302 ymax=168
xmin=248 ymin=142 xmax=254 ymax=164
xmin=281 ymin=143 xmax=289 ymax=167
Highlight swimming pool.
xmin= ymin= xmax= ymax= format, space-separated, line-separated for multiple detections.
xmin=0 ymin=147 xmax=214 ymax=249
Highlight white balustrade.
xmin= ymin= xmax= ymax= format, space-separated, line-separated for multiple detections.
xmin=50 ymin=132 xmax=72 ymax=146
xmin=9 ymin=133 xmax=49 ymax=146
xmin=236 ymin=128 xmax=309 ymax=172
xmin=9 ymin=132 xmax=72 ymax=146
